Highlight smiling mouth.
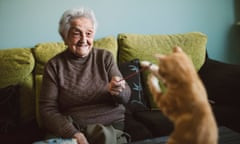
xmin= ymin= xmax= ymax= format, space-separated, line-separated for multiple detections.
xmin=76 ymin=43 xmax=88 ymax=48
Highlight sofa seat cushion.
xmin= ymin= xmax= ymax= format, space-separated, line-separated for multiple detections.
xmin=133 ymin=110 xmax=173 ymax=137
xmin=0 ymin=48 xmax=34 ymax=88
xmin=125 ymin=112 xmax=153 ymax=142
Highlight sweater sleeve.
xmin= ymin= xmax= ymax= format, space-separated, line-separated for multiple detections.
xmin=104 ymin=51 xmax=131 ymax=104
xmin=39 ymin=61 xmax=78 ymax=138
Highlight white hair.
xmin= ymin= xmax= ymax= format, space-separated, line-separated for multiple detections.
xmin=58 ymin=7 xmax=98 ymax=41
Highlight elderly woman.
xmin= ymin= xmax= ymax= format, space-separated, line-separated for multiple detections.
xmin=39 ymin=7 xmax=131 ymax=144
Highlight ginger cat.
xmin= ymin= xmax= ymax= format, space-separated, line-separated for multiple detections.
xmin=141 ymin=47 xmax=218 ymax=144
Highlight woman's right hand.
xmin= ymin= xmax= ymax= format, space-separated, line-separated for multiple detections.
xmin=73 ymin=132 xmax=89 ymax=144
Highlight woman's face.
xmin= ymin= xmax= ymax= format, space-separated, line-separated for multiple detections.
xmin=66 ymin=17 xmax=95 ymax=57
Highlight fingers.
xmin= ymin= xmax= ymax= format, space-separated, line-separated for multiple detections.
xmin=109 ymin=76 xmax=126 ymax=96
xmin=73 ymin=132 xmax=89 ymax=144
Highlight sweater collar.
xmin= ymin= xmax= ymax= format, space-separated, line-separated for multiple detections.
xmin=65 ymin=48 xmax=93 ymax=63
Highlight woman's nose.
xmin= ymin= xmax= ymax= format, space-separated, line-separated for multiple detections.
xmin=79 ymin=34 xmax=87 ymax=43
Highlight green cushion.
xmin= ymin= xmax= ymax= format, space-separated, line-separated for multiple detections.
xmin=118 ymin=32 xmax=207 ymax=70
xmin=94 ymin=36 xmax=118 ymax=61
xmin=0 ymin=48 xmax=34 ymax=88
xmin=33 ymin=42 xmax=66 ymax=75
xmin=117 ymin=32 xmax=207 ymax=108
xmin=33 ymin=36 xmax=117 ymax=75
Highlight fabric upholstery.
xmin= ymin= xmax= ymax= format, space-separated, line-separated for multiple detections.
xmin=35 ymin=74 xmax=43 ymax=127
xmin=94 ymin=36 xmax=118 ymax=61
xmin=117 ymin=32 xmax=207 ymax=70
xmin=0 ymin=48 xmax=34 ymax=88
xmin=199 ymin=58 xmax=240 ymax=132
xmin=18 ymin=74 xmax=35 ymax=124
xmin=0 ymin=48 xmax=35 ymax=124
xmin=33 ymin=42 xmax=66 ymax=75
xmin=0 ymin=85 xmax=20 ymax=133
xmin=118 ymin=59 xmax=148 ymax=111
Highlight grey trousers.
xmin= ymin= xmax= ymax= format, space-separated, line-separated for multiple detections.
xmin=43 ymin=118 xmax=131 ymax=144
xmin=40 ymin=124 xmax=131 ymax=144
xmin=85 ymin=123 xmax=130 ymax=144
xmin=69 ymin=115 xmax=130 ymax=144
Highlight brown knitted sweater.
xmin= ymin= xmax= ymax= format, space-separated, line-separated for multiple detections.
xmin=39 ymin=48 xmax=131 ymax=138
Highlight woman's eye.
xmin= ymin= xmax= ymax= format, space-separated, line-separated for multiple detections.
xmin=86 ymin=32 xmax=92 ymax=36
xmin=72 ymin=33 xmax=79 ymax=37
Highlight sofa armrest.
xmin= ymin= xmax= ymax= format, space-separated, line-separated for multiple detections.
xmin=198 ymin=57 xmax=240 ymax=132
xmin=198 ymin=57 xmax=240 ymax=106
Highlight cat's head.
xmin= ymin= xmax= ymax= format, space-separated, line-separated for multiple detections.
xmin=156 ymin=47 xmax=196 ymax=85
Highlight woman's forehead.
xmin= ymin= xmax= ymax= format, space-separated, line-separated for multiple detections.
xmin=70 ymin=18 xmax=94 ymax=31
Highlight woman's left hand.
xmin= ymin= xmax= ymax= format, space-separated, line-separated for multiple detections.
xmin=108 ymin=76 xmax=126 ymax=96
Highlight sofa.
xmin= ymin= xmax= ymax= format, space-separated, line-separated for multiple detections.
xmin=0 ymin=32 xmax=240 ymax=144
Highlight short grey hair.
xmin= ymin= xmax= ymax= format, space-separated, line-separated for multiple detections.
xmin=58 ymin=7 xmax=98 ymax=41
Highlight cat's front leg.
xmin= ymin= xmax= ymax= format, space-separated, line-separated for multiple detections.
xmin=140 ymin=61 xmax=161 ymax=79
xmin=147 ymin=73 xmax=163 ymax=104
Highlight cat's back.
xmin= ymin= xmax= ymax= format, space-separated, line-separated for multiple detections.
xmin=177 ymin=100 xmax=218 ymax=144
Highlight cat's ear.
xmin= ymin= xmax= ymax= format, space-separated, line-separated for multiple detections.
xmin=173 ymin=46 xmax=183 ymax=53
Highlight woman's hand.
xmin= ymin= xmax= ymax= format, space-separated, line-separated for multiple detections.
xmin=108 ymin=76 xmax=126 ymax=96
xmin=73 ymin=132 xmax=89 ymax=144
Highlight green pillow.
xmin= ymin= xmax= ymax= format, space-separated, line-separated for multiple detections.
xmin=33 ymin=42 xmax=66 ymax=75
xmin=117 ymin=32 xmax=207 ymax=108
xmin=94 ymin=36 xmax=118 ymax=61
xmin=0 ymin=48 xmax=34 ymax=88
xmin=33 ymin=36 xmax=117 ymax=75
xmin=118 ymin=32 xmax=207 ymax=70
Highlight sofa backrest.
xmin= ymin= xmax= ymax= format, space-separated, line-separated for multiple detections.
xmin=0 ymin=32 xmax=208 ymax=127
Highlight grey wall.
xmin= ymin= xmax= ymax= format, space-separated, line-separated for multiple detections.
xmin=0 ymin=0 xmax=239 ymax=64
